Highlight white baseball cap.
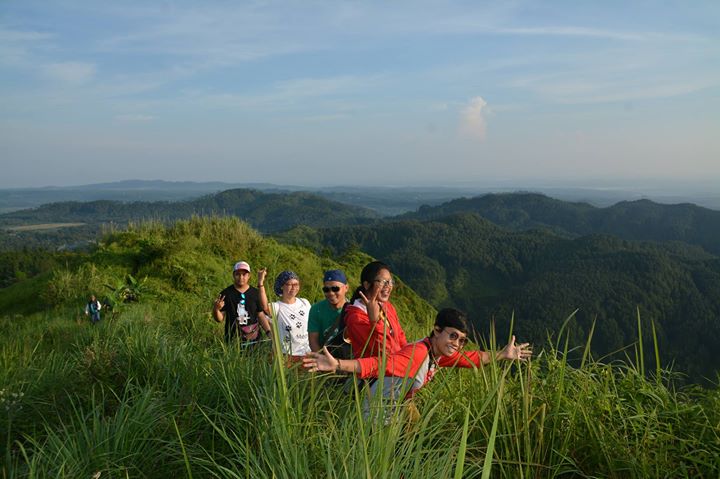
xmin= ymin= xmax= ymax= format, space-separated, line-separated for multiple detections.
xmin=233 ymin=261 xmax=251 ymax=273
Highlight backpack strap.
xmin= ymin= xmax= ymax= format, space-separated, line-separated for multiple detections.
xmin=322 ymin=302 xmax=350 ymax=343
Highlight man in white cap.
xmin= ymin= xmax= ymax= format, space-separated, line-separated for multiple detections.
xmin=213 ymin=261 xmax=270 ymax=344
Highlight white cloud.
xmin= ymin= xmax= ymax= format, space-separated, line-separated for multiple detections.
xmin=43 ymin=62 xmax=96 ymax=84
xmin=460 ymin=96 xmax=489 ymax=141
xmin=115 ymin=114 xmax=155 ymax=122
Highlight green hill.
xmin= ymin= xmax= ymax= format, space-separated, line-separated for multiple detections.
xmin=0 ymin=216 xmax=431 ymax=331
xmin=278 ymin=212 xmax=720 ymax=383
xmin=1 ymin=217 xmax=719 ymax=477
xmin=403 ymin=193 xmax=720 ymax=255
xmin=0 ymin=188 xmax=380 ymax=251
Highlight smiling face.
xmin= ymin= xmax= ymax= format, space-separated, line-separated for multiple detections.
xmin=322 ymin=281 xmax=348 ymax=308
xmin=431 ymin=326 xmax=468 ymax=357
xmin=281 ymin=278 xmax=301 ymax=302
xmin=363 ymin=268 xmax=394 ymax=303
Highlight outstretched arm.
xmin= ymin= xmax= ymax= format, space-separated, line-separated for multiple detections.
xmin=303 ymin=347 xmax=361 ymax=374
xmin=496 ymin=335 xmax=532 ymax=361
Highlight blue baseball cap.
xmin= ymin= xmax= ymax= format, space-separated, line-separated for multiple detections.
xmin=323 ymin=269 xmax=347 ymax=284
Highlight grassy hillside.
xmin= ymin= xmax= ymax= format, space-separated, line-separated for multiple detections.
xmin=277 ymin=212 xmax=720 ymax=383
xmin=1 ymin=218 xmax=719 ymax=477
xmin=402 ymin=193 xmax=720 ymax=255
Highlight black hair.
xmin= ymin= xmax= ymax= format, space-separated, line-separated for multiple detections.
xmin=433 ymin=308 xmax=469 ymax=335
xmin=349 ymin=260 xmax=392 ymax=304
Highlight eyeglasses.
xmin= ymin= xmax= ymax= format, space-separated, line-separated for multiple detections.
xmin=322 ymin=286 xmax=341 ymax=293
xmin=446 ymin=330 xmax=468 ymax=346
xmin=373 ymin=279 xmax=394 ymax=288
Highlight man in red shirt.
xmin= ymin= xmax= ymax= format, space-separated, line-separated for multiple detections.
xmin=304 ymin=308 xmax=531 ymax=405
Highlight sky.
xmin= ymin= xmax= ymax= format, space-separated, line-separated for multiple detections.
xmin=1 ymin=0 xmax=719 ymax=189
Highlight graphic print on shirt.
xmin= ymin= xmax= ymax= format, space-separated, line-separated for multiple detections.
xmin=273 ymin=300 xmax=311 ymax=356
xmin=236 ymin=302 xmax=249 ymax=326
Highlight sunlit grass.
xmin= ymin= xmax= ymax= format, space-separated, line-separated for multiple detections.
xmin=1 ymin=299 xmax=718 ymax=478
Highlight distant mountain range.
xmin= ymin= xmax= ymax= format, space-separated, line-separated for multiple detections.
xmin=401 ymin=193 xmax=720 ymax=256
xmin=0 ymin=188 xmax=379 ymax=226
xmin=3 ymin=179 xmax=719 ymax=215
xmin=0 ymin=188 xmax=379 ymax=250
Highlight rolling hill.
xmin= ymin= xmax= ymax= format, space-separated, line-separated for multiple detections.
xmin=402 ymin=192 xmax=720 ymax=255
xmin=278 ymin=212 xmax=720 ymax=383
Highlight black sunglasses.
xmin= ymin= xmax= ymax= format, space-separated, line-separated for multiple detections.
xmin=447 ymin=330 xmax=467 ymax=346
xmin=322 ymin=286 xmax=341 ymax=293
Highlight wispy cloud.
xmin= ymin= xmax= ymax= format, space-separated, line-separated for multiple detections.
xmin=0 ymin=27 xmax=52 ymax=42
xmin=178 ymin=74 xmax=382 ymax=112
xmin=43 ymin=62 xmax=96 ymax=84
xmin=491 ymin=26 xmax=647 ymax=41
xmin=115 ymin=114 xmax=155 ymax=122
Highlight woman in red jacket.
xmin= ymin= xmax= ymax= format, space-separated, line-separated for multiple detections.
xmin=304 ymin=308 xmax=531 ymax=402
xmin=343 ymin=261 xmax=408 ymax=359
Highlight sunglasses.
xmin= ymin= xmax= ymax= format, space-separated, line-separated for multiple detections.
xmin=240 ymin=292 xmax=246 ymax=305
xmin=322 ymin=286 xmax=341 ymax=293
xmin=446 ymin=330 xmax=468 ymax=346
xmin=373 ymin=279 xmax=394 ymax=288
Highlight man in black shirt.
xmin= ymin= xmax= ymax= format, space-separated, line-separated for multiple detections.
xmin=213 ymin=261 xmax=271 ymax=343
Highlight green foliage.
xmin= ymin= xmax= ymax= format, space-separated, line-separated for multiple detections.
xmin=402 ymin=192 xmax=720 ymax=256
xmin=278 ymin=213 xmax=720 ymax=384
xmin=2 ymin=215 xmax=720 ymax=477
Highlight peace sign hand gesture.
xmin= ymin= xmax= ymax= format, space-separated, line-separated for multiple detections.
xmin=358 ymin=288 xmax=382 ymax=324
xmin=214 ymin=294 xmax=225 ymax=312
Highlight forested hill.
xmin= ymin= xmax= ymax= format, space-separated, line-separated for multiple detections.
xmin=0 ymin=189 xmax=379 ymax=249
xmin=401 ymin=193 xmax=720 ymax=255
xmin=278 ymin=212 xmax=720 ymax=383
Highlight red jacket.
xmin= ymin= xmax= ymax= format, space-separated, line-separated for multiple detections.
xmin=344 ymin=300 xmax=408 ymax=358
xmin=356 ymin=338 xmax=484 ymax=396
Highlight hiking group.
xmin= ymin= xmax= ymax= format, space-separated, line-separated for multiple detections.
xmin=212 ymin=259 xmax=532 ymax=412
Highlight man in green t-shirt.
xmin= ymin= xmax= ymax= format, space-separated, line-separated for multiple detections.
xmin=308 ymin=269 xmax=349 ymax=351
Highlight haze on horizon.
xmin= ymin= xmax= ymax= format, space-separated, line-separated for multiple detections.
xmin=1 ymin=1 xmax=719 ymax=190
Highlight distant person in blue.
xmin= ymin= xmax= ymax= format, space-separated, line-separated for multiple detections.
xmin=308 ymin=269 xmax=349 ymax=352
xmin=85 ymin=295 xmax=102 ymax=324
xmin=213 ymin=261 xmax=271 ymax=344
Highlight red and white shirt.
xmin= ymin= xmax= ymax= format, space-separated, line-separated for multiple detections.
xmin=356 ymin=338 xmax=484 ymax=398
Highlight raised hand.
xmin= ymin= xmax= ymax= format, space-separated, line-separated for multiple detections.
xmin=358 ymin=289 xmax=381 ymax=323
xmin=257 ymin=268 xmax=267 ymax=285
xmin=498 ymin=335 xmax=532 ymax=361
xmin=303 ymin=347 xmax=339 ymax=372
xmin=214 ymin=294 xmax=225 ymax=311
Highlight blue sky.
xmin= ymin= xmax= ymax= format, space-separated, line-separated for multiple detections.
xmin=1 ymin=0 xmax=718 ymax=188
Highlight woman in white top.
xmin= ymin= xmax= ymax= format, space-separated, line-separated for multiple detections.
xmin=270 ymin=270 xmax=311 ymax=362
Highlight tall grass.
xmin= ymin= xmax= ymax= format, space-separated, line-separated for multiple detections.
xmin=1 ymin=298 xmax=719 ymax=478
